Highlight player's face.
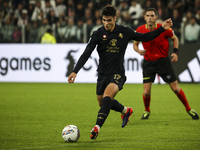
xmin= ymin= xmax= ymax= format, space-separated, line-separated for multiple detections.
xmin=102 ymin=15 xmax=116 ymax=32
xmin=144 ymin=11 xmax=158 ymax=26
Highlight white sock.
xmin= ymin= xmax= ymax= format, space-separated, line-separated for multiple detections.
xmin=95 ymin=125 xmax=100 ymax=132
xmin=121 ymin=107 xmax=127 ymax=115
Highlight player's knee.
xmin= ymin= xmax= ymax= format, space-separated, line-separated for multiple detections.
xmin=143 ymin=88 xmax=151 ymax=97
xmin=143 ymin=92 xmax=150 ymax=97
xmin=172 ymin=87 xmax=180 ymax=93
xmin=171 ymin=84 xmax=180 ymax=93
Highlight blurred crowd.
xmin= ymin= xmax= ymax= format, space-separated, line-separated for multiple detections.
xmin=0 ymin=0 xmax=200 ymax=44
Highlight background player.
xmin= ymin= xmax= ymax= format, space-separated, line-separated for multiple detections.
xmin=68 ymin=5 xmax=173 ymax=140
xmin=133 ymin=8 xmax=199 ymax=120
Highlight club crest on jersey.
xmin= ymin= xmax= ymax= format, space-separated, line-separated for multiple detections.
xmin=118 ymin=33 xmax=123 ymax=38
xmin=109 ymin=39 xmax=117 ymax=46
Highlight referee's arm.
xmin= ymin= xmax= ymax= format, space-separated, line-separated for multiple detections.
xmin=133 ymin=41 xmax=146 ymax=56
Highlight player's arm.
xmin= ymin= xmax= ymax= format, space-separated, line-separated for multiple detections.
xmin=132 ymin=19 xmax=173 ymax=42
xmin=68 ymin=46 xmax=94 ymax=83
xmin=133 ymin=41 xmax=146 ymax=56
xmin=68 ymin=72 xmax=77 ymax=83
xmin=162 ymin=18 xmax=173 ymax=30
xmin=170 ymin=34 xmax=179 ymax=63
xmin=68 ymin=35 xmax=97 ymax=83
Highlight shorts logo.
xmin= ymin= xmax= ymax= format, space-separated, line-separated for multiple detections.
xmin=166 ymin=75 xmax=171 ymax=79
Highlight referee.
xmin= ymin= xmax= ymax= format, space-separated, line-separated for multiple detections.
xmin=133 ymin=8 xmax=199 ymax=120
xmin=68 ymin=5 xmax=173 ymax=140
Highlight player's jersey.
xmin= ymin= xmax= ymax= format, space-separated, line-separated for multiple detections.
xmin=136 ymin=24 xmax=173 ymax=61
xmin=73 ymin=24 xmax=165 ymax=75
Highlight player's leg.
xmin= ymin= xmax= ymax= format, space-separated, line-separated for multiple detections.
xmin=90 ymin=83 xmax=119 ymax=140
xmin=141 ymin=82 xmax=152 ymax=119
xmin=111 ymin=98 xmax=126 ymax=112
xmin=108 ymin=74 xmax=133 ymax=127
xmin=103 ymin=83 xmax=133 ymax=128
xmin=97 ymin=95 xmax=103 ymax=107
xmin=97 ymin=95 xmax=125 ymax=114
xmin=97 ymin=93 xmax=126 ymax=120
xmin=98 ymin=83 xmax=119 ymax=126
xmin=96 ymin=82 xmax=131 ymax=128
xmin=90 ymin=95 xmax=103 ymax=141
xmin=100 ymin=95 xmax=132 ymax=126
xmin=91 ymin=73 xmax=133 ymax=140
xmin=169 ymin=81 xmax=199 ymax=119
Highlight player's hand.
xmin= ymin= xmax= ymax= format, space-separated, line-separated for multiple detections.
xmin=68 ymin=72 xmax=77 ymax=83
xmin=162 ymin=18 xmax=173 ymax=30
xmin=171 ymin=53 xmax=178 ymax=62
xmin=138 ymin=49 xmax=146 ymax=56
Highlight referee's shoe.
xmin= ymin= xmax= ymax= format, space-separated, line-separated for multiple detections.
xmin=141 ymin=111 xmax=150 ymax=119
xmin=187 ymin=109 xmax=199 ymax=120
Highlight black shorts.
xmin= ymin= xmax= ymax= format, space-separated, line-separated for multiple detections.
xmin=142 ymin=56 xmax=177 ymax=83
xmin=96 ymin=73 xmax=127 ymax=95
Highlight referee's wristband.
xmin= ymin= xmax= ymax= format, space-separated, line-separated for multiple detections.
xmin=173 ymin=48 xmax=179 ymax=56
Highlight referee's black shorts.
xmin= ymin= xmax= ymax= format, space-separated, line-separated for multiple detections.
xmin=96 ymin=73 xmax=126 ymax=95
xmin=142 ymin=56 xmax=177 ymax=83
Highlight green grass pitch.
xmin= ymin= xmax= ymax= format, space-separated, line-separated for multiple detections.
xmin=0 ymin=83 xmax=199 ymax=150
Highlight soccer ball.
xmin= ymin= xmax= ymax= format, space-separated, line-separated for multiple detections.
xmin=62 ymin=125 xmax=80 ymax=142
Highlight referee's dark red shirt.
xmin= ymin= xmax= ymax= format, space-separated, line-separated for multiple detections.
xmin=135 ymin=23 xmax=174 ymax=61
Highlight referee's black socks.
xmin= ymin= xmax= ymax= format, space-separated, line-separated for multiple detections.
xmin=96 ymin=96 xmax=112 ymax=127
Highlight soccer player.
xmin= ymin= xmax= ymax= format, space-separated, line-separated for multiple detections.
xmin=133 ymin=8 xmax=199 ymax=120
xmin=68 ymin=5 xmax=173 ymax=140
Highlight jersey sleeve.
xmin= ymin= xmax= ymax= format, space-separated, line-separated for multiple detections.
xmin=73 ymin=33 xmax=97 ymax=74
xmin=130 ymin=26 xmax=165 ymax=42
xmin=134 ymin=26 xmax=142 ymax=43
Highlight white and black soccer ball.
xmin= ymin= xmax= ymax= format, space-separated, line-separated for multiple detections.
xmin=62 ymin=125 xmax=80 ymax=142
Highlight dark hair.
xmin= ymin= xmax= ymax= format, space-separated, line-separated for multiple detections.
xmin=47 ymin=28 xmax=53 ymax=33
xmin=145 ymin=8 xmax=158 ymax=16
xmin=102 ymin=5 xmax=116 ymax=17
xmin=190 ymin=16 xmax=196 ymax=21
